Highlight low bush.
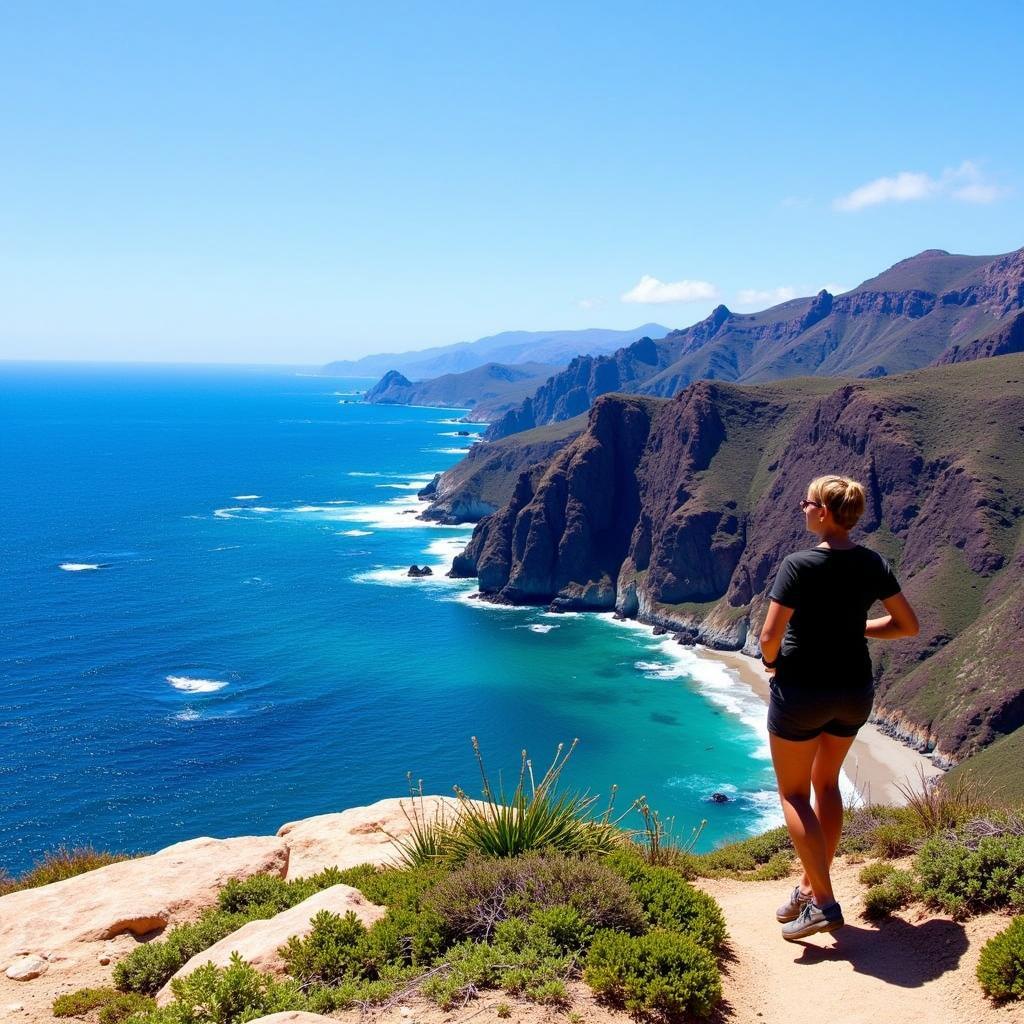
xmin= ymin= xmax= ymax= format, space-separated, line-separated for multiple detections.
xmin=126 ymin=953 xmax=306 ymax=1024
xmin=862 ymin=870 xmax=916 ymax=920
xmin=113 ymin=910 xmax=252 ymax=994
xmin=858 ymin=862 xmax=896 ymax=887
xmin=915 ymin=832 xmax=1024 ymax=918
xmin=424 ymin=850 xmax=645 ymax=941
xmin=53 ymin=987 xmax=155 ymax=1023
xmin=603 ymin=848 xmax=726 ymax=953
xmin=584 ymin=928 xmax=721 ymax=1021
xmin=977 ymin=916 xmax=1024 ymax=1002
xmin=116 ymin=867 xmax=354 ymax=995
xmin=651 ymin=826 xmax=794 ymax=880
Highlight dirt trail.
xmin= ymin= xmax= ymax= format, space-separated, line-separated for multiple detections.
xmin=692 ymin=857 xmax=1017 ymax=1024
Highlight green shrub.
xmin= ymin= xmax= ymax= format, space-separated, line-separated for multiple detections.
xmin=977 ymin=917 xmax=1024 ymax=1002
xmin=126 ymin=953 xmax=306 ymax=1024
xmin=873 ymin=817 xmax=927 ymax=858
xmin=52 ymin=987 xmax=154 ymax=1021
xmin=527 ymin=905 xmax=594 ymax=952
xmin=496 ymin=1002 xmax=512 ymax=1018
xmin=627 ymin=865 xmax=727 ymax=953
xmin=356 ymin=905 xmax=446 ymax=968
xmin=584 ymin=928 xmax=721 ymax=1021
xmin=424 ymin=850 xmax=645 ymax=941
xmin=113 ymin=910 xmax=252 ymax=994
xmin=279 ymin=909 xmax=369 ymax=987
xmin=862 ymin=870 xmax=916 ymax=920
xmin=838 ymin=806 xmax=928 ymax=858
xmin=53 ymin=987 xmax=121 ymax=1016
xmin=333 ymin=861 xmax=446 ymax=911
xmin=603 ymin=849 xmax=726 ymax=953
xmin=916 ymin=833 xmax=1024 ymax=918
xmin=858 ymin=862 xmax=897 ymax=886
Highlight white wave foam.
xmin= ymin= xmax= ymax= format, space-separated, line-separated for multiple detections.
xmin=517 ymin=623 xmax=556 ymax=633
xmin=214 ymin=507 xmax=242 ymax=519
xmin=249 ymin=506 xmax=276 ymax=513
xmin=598 ymin=617 xmax=773 ymax=762
xmin=232 ymin=494 xmax=261 ymax=500
xmin=375 ymin=482 xmax=425 ymax=490
xmin=540 ymin=610 xmax=583 ymax=619
xmin=166 ymin=675 xmax=228 ymax=693
xmin=59 ymin=562 xmax=101 ymax=571
xmin=348 ymin=471 xmax=384 ymax=476
xmin=211 ymin=545 xmax=241 ymax=551
xmin=339 ymin=529 xmax=373 ymax=536
xmin=450 ymin=589 xmax=529 ymax=612
xmin=174 ymin=708 xmax=201 ymax=721
xmin=426 ymin=447 xmax=475 ymax=455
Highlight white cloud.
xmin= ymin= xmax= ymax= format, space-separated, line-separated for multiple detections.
xmin=834 ymin=160 xmax=1007 ymax=211
xmin=576 ymin=297 xmax=605 ymax=311
xmin=736 ymin=286 xmax=798 ymax=308
xmin=820 ymin=282 xmax=849 ymax=296
xmin=621 ymin=275 xmax=718 ymax=304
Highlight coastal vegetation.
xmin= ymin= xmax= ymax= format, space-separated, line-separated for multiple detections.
xmin=0 ymin=846 xmax=131 ymax=897
xmin=42 ymin=751 xmax=1024 ymax=1021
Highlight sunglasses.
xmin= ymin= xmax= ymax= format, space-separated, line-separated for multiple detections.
xmin=799 ymin=499 xmax=824 ymax=511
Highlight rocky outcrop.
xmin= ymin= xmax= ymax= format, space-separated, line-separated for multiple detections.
xmin=453 ymin=355 xmax=1024 ymax=761
xmin=156 ymin=885 xmax=386 ymax=1003
xmin=936 ymin=310 xmax=1024 ymax=364
xmin=276 ymin=795 xmax=462 ymax=880
xmin=420 ymin=419 xmax=584 ymax=524
xmin=484 ymin=247 xmax=1024 ymax=440
xmin=364 ymin=369 xmax=412 ymax=401
xmin=0 ymin=836 xmax=288 ymax=973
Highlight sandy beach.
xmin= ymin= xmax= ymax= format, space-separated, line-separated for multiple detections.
xmin=695 ymin=646 xmax=944 ymax=805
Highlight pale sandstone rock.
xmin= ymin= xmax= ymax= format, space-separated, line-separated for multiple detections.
xmin=5 ymin=956 xmax=48 ymax=981
xmin=155 ymin=883 xmax=385 ymax=1006
xmin=277 ymin=794 xmax=466 ymax=879
xmin=0 ymin=836 xmax=288 ymax=970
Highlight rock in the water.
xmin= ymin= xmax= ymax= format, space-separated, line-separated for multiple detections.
xmin=156 ymin=885 xmax=385 ymax=1004
xmin=457 ymin=430 xmax=470 ymax=436
xmin=652 ymin=625 xmax=667 ymax=636
xmin=277 ymin=795 xmax=464 ymax=879
xmin=5 ymin=955 xmax=48 ymax=981
xmin=0 ymin=836 xmax=288 ymax=971
xmin=407 ymin=564 xmax=433 ymax=577
xmin=710 ymin=792 xmax=731 ymax=803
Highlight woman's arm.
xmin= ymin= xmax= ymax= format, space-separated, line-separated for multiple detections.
xmin=865 ymin=593 xmax=919 ymax=639
xmin=759 ymin=600 xmax=794 ymax=664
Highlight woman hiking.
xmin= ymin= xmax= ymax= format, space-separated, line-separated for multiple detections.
xmin=759 ymin=474 xmax=919 ymax=940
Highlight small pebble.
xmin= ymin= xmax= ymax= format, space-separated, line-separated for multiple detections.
xmin=99 ymin=955 xmax=111 ymax=965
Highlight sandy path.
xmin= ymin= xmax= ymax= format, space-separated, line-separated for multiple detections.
xmin=692 ymin=857 xmax=1017 ymax=1024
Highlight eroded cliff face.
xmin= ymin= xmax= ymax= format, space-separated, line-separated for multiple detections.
xmin=451 ymin=356 xmax=1024 ymax=764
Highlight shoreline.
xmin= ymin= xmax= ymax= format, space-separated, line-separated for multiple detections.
xmin=694 ymin=646 xmax=945 ymax=806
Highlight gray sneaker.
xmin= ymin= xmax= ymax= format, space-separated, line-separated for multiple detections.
xmin=776 ymin=885 xmax=812 ymax=923
xmin=781 ymin=899 xmax=844 ymax=941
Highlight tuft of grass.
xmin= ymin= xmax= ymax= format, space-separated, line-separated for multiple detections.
xmin=858 ymin=862 xmax=896 ymax=887
xmin=1 ymin=846 xmax=132 ymax=895
xmin=389 ymin=739 xmax=625 ymax=866
xmin=895 ymin=765 xmax=990 ymax=835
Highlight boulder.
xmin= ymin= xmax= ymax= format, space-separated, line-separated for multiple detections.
xmin=156 ymin=884 xmax=385 ymax=1005
xmin=0 ymin=836 xmax=288 ymax=971
xmin=277 ymin=795 xmax=463 ymax=879
xmin=5 ymin=956 xmax=47 ymax=981
xmin=407 ymin=564 xmax=433 ymax=577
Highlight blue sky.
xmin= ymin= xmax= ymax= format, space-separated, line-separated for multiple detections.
xmin=2 ymin=1 xmax=1022 ymax=364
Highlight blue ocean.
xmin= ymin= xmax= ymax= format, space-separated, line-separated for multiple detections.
xmin=0 ymin=363 xmax=782 ymax=874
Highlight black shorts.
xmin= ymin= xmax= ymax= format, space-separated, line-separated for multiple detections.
xmin=767 ymin=674 xmax=874 ymax=742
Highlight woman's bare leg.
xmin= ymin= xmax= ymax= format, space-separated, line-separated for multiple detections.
xmin=769 ymin=733 xmax=835 ymax=906
xmin=798 ymin=732 xmax=857 ymax=893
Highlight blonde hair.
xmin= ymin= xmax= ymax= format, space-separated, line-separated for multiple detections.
xmin=808 ymin=475 xmax=865 ymax=529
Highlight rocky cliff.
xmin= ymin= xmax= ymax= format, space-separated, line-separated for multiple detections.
xmin=485 ymin=247 xmax=1024 ymax=440
xmin=364 ymin=362 xmax=559 ymax=422
xmin=451 ymin=355 xmax=1024 ymax=766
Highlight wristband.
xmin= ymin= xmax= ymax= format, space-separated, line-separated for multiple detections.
xmin=761 ymin=655 xmax=777 ymax=669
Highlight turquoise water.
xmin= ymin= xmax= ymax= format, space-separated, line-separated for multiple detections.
xmin=0 ymin=363 xmax=781 ymax=874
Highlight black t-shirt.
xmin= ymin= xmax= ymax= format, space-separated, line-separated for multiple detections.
xmin=768 ymin=545 xmax=901 ymax=684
